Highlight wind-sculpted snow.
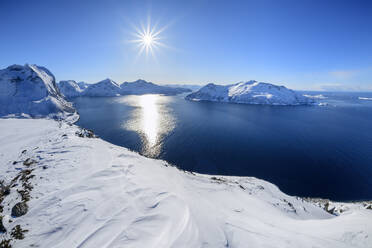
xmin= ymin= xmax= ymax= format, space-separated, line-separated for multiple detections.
xmin=0 ymin=64 xmax=77 ymax=120
xmin=120 ymin=79 xmax=191 ymax=95
xmin=0 ymin=119 xmax=371 ymax=247
xmin=186 ymin=81 xmax=314 ymax=105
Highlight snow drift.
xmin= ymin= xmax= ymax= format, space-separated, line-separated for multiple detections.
xmin=0 ymin=64 xmax=77 ymax=120
xmin=186 ymin=81 xmax=314 ymax=105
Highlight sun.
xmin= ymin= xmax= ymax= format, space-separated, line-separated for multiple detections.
xmin=142 ymin=33 xmax=153 ymax=46
xmin=129 ymin=18 xmax=167 ymax=58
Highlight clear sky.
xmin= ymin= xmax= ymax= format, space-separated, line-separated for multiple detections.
xmin=1 ymin=0 xmax=372 ymax=90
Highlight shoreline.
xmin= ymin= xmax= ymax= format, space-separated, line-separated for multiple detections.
xmin=0 ymin=118 xmax=371 ymax=247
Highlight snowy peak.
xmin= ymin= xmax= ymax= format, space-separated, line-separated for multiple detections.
xmin=120 ymin=79 xmax=191 ymax=95
xmin=83 ymin=78 xmax=121 ymax=97
xmin=0 ymin=64 xmax=59 ymax=100
xmin=58 ymin=80 xmax=83 ymax=98
xmin=98 ymin=78 xmax=120 ymax=87
xmin=77 ymin=81 xmax=89 ymax=90
xmin=186 ymin=81 xmax=314 ymax=105
xmin=0 ymin=64 xmax=77 ymax=120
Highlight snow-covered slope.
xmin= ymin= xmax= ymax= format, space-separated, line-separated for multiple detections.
xmin=77 ymin=81 xmax=89 ymax=90
xmin=0 ymin=118 xmax=371 ymax=248
xmin=0 ymin=64 xmax=77 ymax=120
xmin=186 ymin=81 xmax=314 ymax=105
xmin=58 ymin=80 xmax=84 ymax=98
xmin=83 ymin=78 xmax=121 ymax=97
xmin=120 ymin=79 xmax=191 ymax=95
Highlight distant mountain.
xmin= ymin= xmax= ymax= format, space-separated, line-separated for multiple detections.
xmin=77 ymin=81 xmax=89 ymax=90
xmin=120 ymin=79 xmax=191 ymax=95
xmin=83 ymin=78 xmax=121 ymax=97
xmin=163 ymin=84 xmax=202 ymax=92
xmin=186 ymin=81 xmax=314 ymax=105
xmin=58 ymin=80 xmax=84 ymax=98
xmin=0 ymin=64 xmax=77 ymax=120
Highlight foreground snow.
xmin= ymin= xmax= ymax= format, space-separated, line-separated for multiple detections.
xmin=186 ymin=81 xmax=314 ymax=105
xmin=0 ymin=119 xmax=371 ymax=247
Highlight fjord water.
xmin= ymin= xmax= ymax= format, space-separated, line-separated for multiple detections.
xmin=74 ymin=93 xmax=372 ymax=201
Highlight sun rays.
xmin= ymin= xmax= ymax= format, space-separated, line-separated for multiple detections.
xmin=129 ymin=18 xmax=168 ymax=59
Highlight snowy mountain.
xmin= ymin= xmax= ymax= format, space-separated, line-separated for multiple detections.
xmin=120 ymin=79 xmax=191 ymax=95
xmin=0 ymin=64 xmax=77 ymax=120
xmin=0 ymin=118 xmax=371 ymax=247
xmin=58 ymin=80 xmax=84 ymax=98
xmin=163 ymin=83 xmax=202 ymax=92
xmin=83 ymin=78 xmax=121 ymax=97
xmin=77 ymin=81 xmax=89 ymax=90
xmin=186 ymin=81 xmax=314 ymax=105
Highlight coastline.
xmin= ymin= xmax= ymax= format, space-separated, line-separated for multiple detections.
xmin=0 ymin=118 xmax=371 ymax=247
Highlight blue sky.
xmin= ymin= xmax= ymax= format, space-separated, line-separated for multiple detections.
xmin=1 ymin=0 xmax=371 ymax=90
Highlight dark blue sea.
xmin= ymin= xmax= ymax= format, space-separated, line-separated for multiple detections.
xmin=74 ymin=91 xmax=372 ymax=201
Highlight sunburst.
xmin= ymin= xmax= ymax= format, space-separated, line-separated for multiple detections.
xmin=130 ymin=18 xmax=167 ymax=58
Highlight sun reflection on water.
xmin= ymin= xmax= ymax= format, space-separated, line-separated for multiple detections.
xmin=122 ymin=94 xmax=175 ymax=157
xmin=140 ymin=94 xmax=159 ymax=147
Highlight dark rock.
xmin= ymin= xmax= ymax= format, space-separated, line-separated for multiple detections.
xmin=23 ymin=158 xmax=36 ymax=166
xmin=3 ymin=187 xmax=10 ymax=196
xmin=11 ymin=202 xmax=28 ymax=217
xmin=0 ymin=239 xmax=11 ymax=248
xmin=0 ymin=216 xmax=6 ymax=233
xmin=75 ymin=129 xmax=96 ymax=138
xmin=11 ymin=225 xmax=28 ymax=240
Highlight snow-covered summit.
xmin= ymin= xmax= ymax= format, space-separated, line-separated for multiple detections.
xmin=186 ymin=81 xmax=314 ymax=105
xmin=83 ymin=78 xmax=121 ymax=97
xmin=120 ymin=79 xmax=191 ymax=95
xmin=0 ymin=64 xmax=76 ymax=120
xmin=58 ymin=80 xmax=84 ymax=98
xmin=77 ymin=81 xmax=89 ymax=90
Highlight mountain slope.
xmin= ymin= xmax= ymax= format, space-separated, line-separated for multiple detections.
xmin=58 ymin=80 xmax=84 ymax=98
xmin=83 ymin=78 xmax=121 ymax=97
xmin=0 ymin=118 xmax=371 ymax=247
xmin=0 ymin=64 xmax=77 ymax=120
xmin=186 ymin=81 xmax=314 ymax=105
xmin=120 ymin=79 xmax=191 ymax=95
